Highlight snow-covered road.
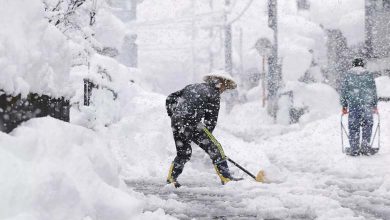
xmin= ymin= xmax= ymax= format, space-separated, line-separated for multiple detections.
xmin=126 ymin=172 xmax=390 ymax=219
xmin=124 ymin=102 xmax=390 ymax=220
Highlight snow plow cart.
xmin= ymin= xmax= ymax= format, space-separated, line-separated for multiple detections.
xmin=340 ymin=113 xmax=381 ymax=155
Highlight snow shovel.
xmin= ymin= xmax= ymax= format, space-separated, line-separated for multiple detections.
xmin=203 ymin=127 xmax=265 ymax=182
xmin=226 ymin=157 xmax=265 ymax=182
xmin=340 ymin=113 xmax=381 ymax=154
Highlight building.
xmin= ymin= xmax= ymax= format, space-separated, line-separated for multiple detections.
xmin=365 ymin=0 xmax=390 ymax=75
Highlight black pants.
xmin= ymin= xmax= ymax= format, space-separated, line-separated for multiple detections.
xmin=168 ymin=117 xmax=228 ymax=181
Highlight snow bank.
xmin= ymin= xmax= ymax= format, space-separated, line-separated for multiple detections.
xmin=105 ymin=87 xmax=174 ymax=179
xmin=94 ymin=8 xmax=127 ymax=50
xmin=279 ymin=14 xmax=325 ymax=82
xmin=0 ymin=0 xmax=72 ymax=98
xmin=236 ymin=102 xmax=390 ymax=219
xmin=257 ymin=103 xmax=390 ymax=184
xmin=309 ymin=0 xmax=365 ymax=46
xmin=283 ymin=81 xmax=340 ymax=123
xmin=0 ymin=117 xmax=177 ymax=220
xmin=219 ymin=81 xmax=339 ymax=141
xmin=376 ymin=76 xmax=390 ymax=97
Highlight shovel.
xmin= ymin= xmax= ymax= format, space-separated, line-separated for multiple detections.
xmin=226 ymin=157 xmax=265 ymax=182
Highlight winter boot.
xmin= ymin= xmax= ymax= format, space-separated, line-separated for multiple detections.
xmin=214 ymin=160 xmax=243 ymax=185
xmin=360 ymin=142 xmax=379 ymax=156
xmin=346 ymin=147 xmax=360 ymax=156
xmin=166 ymin=178 xmax=181 ymax=188
xmin=166 ymin=162 xmax=182 ymax=188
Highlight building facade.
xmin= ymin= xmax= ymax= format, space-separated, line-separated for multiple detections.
xmin=365 ymin=0 xmax=390 ymax=74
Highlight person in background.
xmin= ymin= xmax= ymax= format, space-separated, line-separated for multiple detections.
xmin=165 ymin=72 xmax=242 ymax=187
xmin=340 ymin=58 xmax=379 ymax=156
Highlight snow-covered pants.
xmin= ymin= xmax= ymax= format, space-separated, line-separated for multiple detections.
xmin=348 ymin=107 xmax=373 ymax=151
xmin=168 ymin=117 xmax=228 ymax=181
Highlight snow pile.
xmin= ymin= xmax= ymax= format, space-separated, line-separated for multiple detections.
xmin=70 ymin=54 xmax=149 ymax=128
xmin=219 ymin=81 xmax=339 ymax=140
xmin=376 ymin=76 xmax=390 ymax=97
xmin=0 ymin=117 xmax=177 ymax=220
xmin=217 ymin=103 xmax=390 ymax=219
xmin=0 ymin=0 xmax=141 ymax=99
xmin=0 ymin=0 xmax=72 ymax=98
xmin=93 ymin=8 xmax=127 ymax=50
xmin=310 ymin=0 xmax=364 ymax=46
xmin=282 ymin=81 xmax=340 ymax=123
xmin=279 ymin=2 xmax=326 ymax=82
xmin=105 ymin=87 xmax=174 ymax=179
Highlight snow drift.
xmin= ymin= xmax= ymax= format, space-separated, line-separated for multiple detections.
xmin=0 ymin=117 xmax=177 ymax=220
xmin=0 ymin=0 xmax=72 ymax=98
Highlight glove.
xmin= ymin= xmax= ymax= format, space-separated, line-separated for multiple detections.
xmin=373 ymin=107 xmax=378 ymax=114
xmin=342 ymin=107 xmax=348 ymax=115
xmin=167 ymin=110 xmax=173 ymax=117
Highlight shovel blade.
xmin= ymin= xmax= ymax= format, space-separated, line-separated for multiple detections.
xmin=255 ymin=170 xmax=265 ymax=182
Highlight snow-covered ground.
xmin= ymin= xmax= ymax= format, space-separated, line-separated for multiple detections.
xmin=3 ymin=85 xmax=389 ymax=219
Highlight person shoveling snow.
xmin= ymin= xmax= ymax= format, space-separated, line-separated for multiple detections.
xmin=340 ymin=58 xmax=379 ymax=156
xmin=165 ymin=71 xmax=245 ymax=188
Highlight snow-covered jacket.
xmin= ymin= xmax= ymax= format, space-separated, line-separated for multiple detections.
xmin=166 ymin=83 xmax=220 ymax=132
xmin=340 ymin=67 xmax=378 ymax=109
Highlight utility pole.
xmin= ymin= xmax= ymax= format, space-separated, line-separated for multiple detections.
xmin=224 ymin=0 xmax=233 ymax=75
xmin=239 ymin=27 xmax=244 ymax=75
xmin=262 ymin=55 xmax=266 ymax=107
xmin=128 ymin=0 xmax=138 ymax=68
xmin=208 ymin=0 xmax=214 ymax=72
xmin=130 ymin=0 xmax=137 ymax=20
xmin=267 ymin=0 xmax=281 ymax=119
xmin=115 ymin=0 xmax=139 ymax=68
xmin=191 ymin=0 xmax=196 ymax=79
xmin=365 ymin=0 xmax=374 ymax=58
xmin=255 ymin=38 xmax=271 ymax=108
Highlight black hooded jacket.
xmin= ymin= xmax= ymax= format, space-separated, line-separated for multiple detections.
xmin=166 ymin=83 xmax=220 ymax=132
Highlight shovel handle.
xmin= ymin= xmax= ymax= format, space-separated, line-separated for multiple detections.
xmin=202 ymin=127 xmax=258 ymax=181
xmin=227 ymin=157 xmax=256 ymax=180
